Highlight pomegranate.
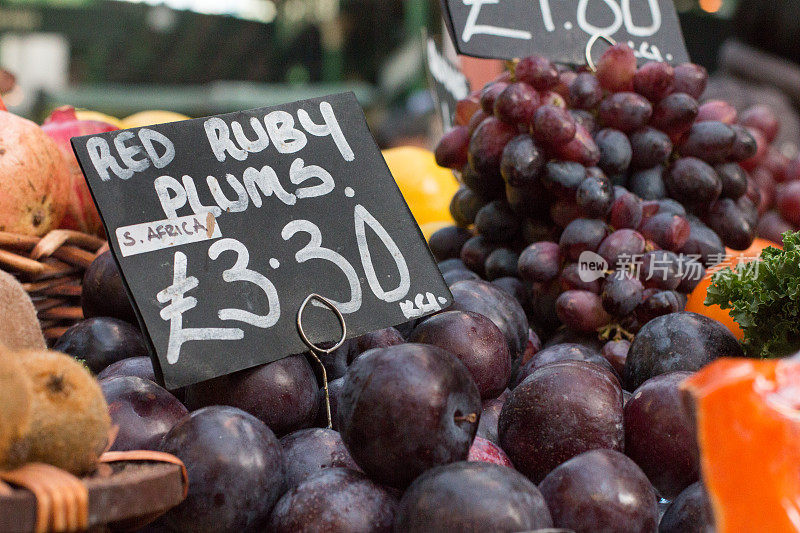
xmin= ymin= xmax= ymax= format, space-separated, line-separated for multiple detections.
xmin=0 ymin=98 xmax=70 ymax=236
xmin=41 ymin=106 xmax=118 ymax=235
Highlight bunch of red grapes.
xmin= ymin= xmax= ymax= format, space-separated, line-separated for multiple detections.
xmin=432 ymin=42 xmax=778 ymax=341
xmin=735 ymin=108 xmax=800 ymax=243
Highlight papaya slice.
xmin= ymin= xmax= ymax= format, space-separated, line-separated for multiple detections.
xmin=682 ymin=358 xmax=800 ymax=533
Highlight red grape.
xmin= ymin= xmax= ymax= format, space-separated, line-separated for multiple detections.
xmin=666 ymin=157 xmax=723 ymax=207
xmin=553 ymin=124 xmax=600 ymax=166
xmin=550 ymin=199 xmax=582 ymax=228
xmin=466 ymin=109 xmax=489 ymax=134
xmin=714 ymin=162 xmax=748 ymax=199
xmin=559 ymin=218 xmax=609 ymax=261
xmin=629 ymin=166 xmax=667 ymax=200
xmin=434 ymin=126 xmax=470 ymax=169
xmin=500 ymin=134 xmax=545 ymax=188
xmin=598 ymin=92 xmax=653 ymax=133
xmin=644 ymin=198 xmax=686 ymax=217
xmin=639 ymin=212 xmax=691 ymax=251
xmin=538 ymin=90 xmax=566 ymax=108
xmin=461 ymin=163 xmax=503 ymax=200
xmin=633 ymin=61 xmax=674 ymax=102
xmin=678 ymin=216 xmax=726 ymax=267
xmin=639 ymin=250 xmax=682 ymax=290
xmin=703 ymin=198 xmax=757 ymax=250
xmin=608 ymin=187 xmax=643 ymax=229
xmin=569 ymin=72 xmax=603 ymax=110
xmin=650 ymin=92 xmax=698 ymax=137
xmin=570 ymin=109 xmax=597 ymax=133
xmin=494 ymin=81 xmax=540 ymax=126
xmin=785 ymin=157 xmax=800 ymax=182
xmin=518 ymin=241 xmax=561 ymax=283
xmin=757 ymin=210 xmax=794 ymax=244
xmin=480 ymin=81 xmax=509 ymax=114
xmin=635 ymin=290 xmax=682 ymax=323
xmin=542 ymin=161 xmax=586 ymax=199
xmin=492 ymin=276 xmax=529 ymax=309
xmin=739 ymin=127 xmax=767 ymax=170
xmin=696 ymin=100 xmax=737 ymax=124
xmin=460 ymin=235 xmax=498 ymax=277
xmin=678 ymin=121 xmax=736 ymax=164
xmin=576 ymin=173 xmax=614 ymax=218
xmin=775 ymin=181 xmax=800 ymax=225
xmin=505 ymin=180 xmax=550 ymax=216
xmin=450 ymin=186 xmax=485 ymax=227
xmin=728 ymin=124 xmax=759 ymax=162
xmin=532 ymin=105 xmax=576 ymax=145
xmin=428 ymin=225 xmax=473 ymax=261
xmin=455 ymin=91 xmax=481 ymax=126
xmin=739 ymin=104 xmax=779 ymax=143
xmin=559 ymin=263 xmax=601 ymax=294
xmin=671 ymin=63 xmax=708 ymax=99
xmin=597 ymin=229 xmax=646 ymax=268
xmin=676 ymin=253 xmax=705 ymax=293
xmin=556 ymin=290 xmax=612 ymax=332
xmin=601 ymin=272 xmax=644 ymax=317
xmin=596 ymin=43 xmax=637 ymax=92
xmin=762 ymin=147 xmax=790 ymax=183
xmin=474 ymin=200 xmax=520 ymax=243
xmin=629 ymin=127 xmax=672 ymax=169
xmin=602 ymin=340 xmax=630 ymax=377
xmin=516 ymin=54 xmax=558 ymax=90
xmin=521 ymin=218 xmax=560 ymax=244
xmin=595 ymin=128 xmax=632 ymax=175
xmin=468 ymin=117 xmax=518 ymax=183
xmin=485 ymin=248 xmax=519 ymax=280
xmin=745 ymin=176 xmax=767 ymax=214
xmin=553 ymin=70 xmax=577 ymax=101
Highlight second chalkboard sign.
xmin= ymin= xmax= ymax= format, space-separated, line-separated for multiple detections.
xmin=425 ymin=36 xmax=470 ymax=130
xmin=72 ymin=93 xmax=451 ymax=389
xmin=441 ymin=0 xmax=690 ymax=65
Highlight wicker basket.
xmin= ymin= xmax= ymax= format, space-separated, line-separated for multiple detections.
xmin=0 ymin=230 xmax=108 ymax=344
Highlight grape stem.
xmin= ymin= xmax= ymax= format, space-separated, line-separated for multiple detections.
xmin=598 ymin=322 xmax=636 ymax=342
xmin=454 ymin=413 xmax=478 ymax=424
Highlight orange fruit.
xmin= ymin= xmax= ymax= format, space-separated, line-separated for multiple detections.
xmin=682 ymin=358 xmax=800 ymax=533
xmin=685 ymin=237 xmax=781 ymax=339
xmin=381 ymin=146 xmax=459 ymax=228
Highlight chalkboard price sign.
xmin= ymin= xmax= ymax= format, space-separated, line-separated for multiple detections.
xmin=425 ymin=36 xmax=470 ymax=130
xmin=440 ymin=0 xmax=689 ymax=65
xmin=72 ymin=93 xmax=452 ymax=389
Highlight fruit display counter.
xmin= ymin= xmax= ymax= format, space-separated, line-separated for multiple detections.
xmin=1 ymin=39 xmax=800 ymax=533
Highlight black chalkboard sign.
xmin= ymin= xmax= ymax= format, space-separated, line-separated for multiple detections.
xmin=72 ymin=93 xmax=452 ymax=389
xmin=425 ymin=36 xmax=470 ymax=130
xmin=441 ymin=0 xmax=689 ymax=65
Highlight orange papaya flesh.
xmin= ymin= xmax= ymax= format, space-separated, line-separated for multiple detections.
xmin=681 ymin=358 xmax=800 ymax=533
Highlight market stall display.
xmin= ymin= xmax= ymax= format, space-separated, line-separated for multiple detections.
xmin=0 ymin=13 xmax=800 ymax=530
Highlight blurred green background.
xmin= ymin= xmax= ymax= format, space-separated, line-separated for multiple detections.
xmin=0 ymin=0 xmax=740 ymax=122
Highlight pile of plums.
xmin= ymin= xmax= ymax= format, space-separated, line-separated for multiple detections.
xmin=52 ymin=245 xmax=743 ymax=532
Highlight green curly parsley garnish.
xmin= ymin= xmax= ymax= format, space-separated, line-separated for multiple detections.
xmin=705 ymin=231 xmax=800 ymax=359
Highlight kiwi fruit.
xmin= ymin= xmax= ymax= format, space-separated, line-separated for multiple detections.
xmin=0 ymin=347 xmax=32 ymax=469
xmin=0 ymin=269 xmax=46 ymax=351
xmin=16 ymin=349 xmax=111 ymax=475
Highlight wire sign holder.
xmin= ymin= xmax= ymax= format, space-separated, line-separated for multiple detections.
xmin=296 ymin=293 xmax=348 ymax=429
